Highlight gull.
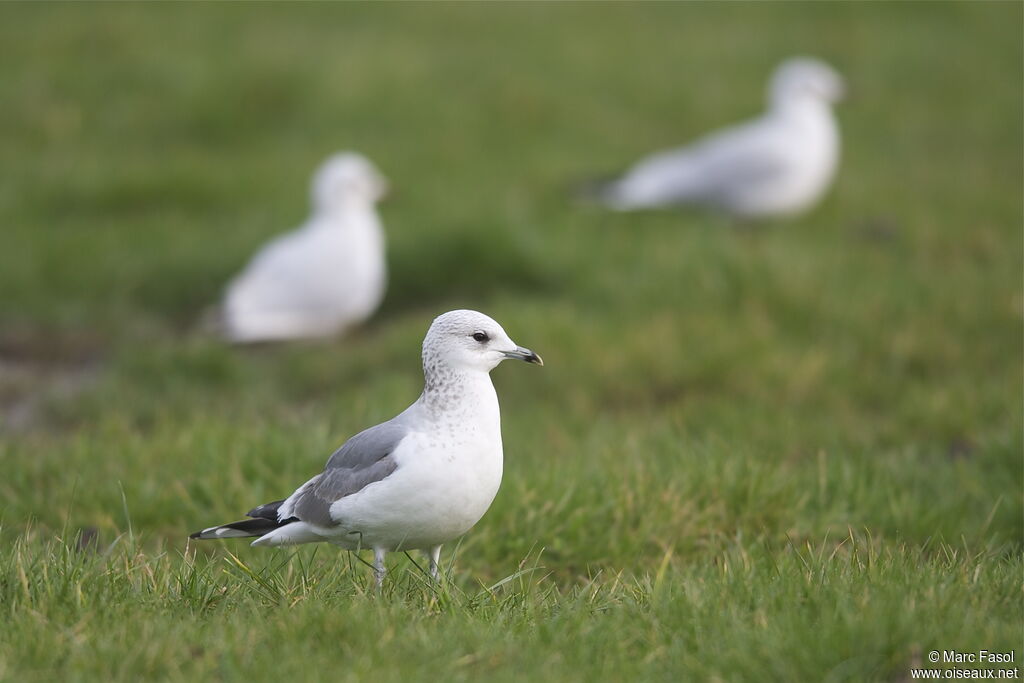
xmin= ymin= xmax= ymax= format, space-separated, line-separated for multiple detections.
xmin=587 ymin=57 xmax=844 ymax=220
xmin=191 ymin=309 xmax=543 ymax=586
xmin=220 ymin=152 xmax=388 ymax=343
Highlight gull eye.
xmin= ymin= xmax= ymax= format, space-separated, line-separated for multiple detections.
xmin=472 ymin=332 xmax=489 ymax=343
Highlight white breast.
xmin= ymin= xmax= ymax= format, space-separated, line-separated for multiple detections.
xmin=325 ymin=377 xmax=504 ymax=552
xmin=726 ymin=106 xmax=839 ymax=218
xmin=324 ymin=434 xmax=502 ymax=551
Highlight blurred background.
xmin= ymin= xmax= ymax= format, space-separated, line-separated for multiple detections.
xmin=2 ymin=0 xmax=1020 ymax=556
xmin=0 ymin=2 xmax=1020 ymax=678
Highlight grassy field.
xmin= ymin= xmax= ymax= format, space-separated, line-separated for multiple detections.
xmin=1 ymin=3 xmax=1021 ymax=681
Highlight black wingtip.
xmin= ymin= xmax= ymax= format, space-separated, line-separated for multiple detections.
xmin=246 ymin=499 xmax=285 ymax=520
xmin=189 ymin=531 xmax=202 ymax=539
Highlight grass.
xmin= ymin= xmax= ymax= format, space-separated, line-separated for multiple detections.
xmin=1 ymin=2 xmax=1021 ymax=681
xmin=4 ymin=531 xmax=1018 ymax=682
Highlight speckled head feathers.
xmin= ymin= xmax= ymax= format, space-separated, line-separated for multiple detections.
xmin=422 ymin=310 xmax=542 ymax=379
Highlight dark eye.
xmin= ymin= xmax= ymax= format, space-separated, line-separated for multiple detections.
xmin=472 ymin=332 xmax=489 ymax=343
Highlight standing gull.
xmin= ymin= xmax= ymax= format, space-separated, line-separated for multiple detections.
xmin=588 ymin=57 xmax=844 ymax=220
xmin=221 ymin=152 xmax=388 ymax=343
xmin=191 ymin=310 xmax=543 ymax=585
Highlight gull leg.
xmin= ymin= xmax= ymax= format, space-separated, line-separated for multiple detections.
xmin=427 ymin=545 xmax=442 ymax=580
xmin=373 ymin=548 xmax=386 ymax=589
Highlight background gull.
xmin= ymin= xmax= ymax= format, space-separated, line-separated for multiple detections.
xmin=191 ymin=309 xmax=543 ymax=586
xmin=220 ymin=152 xmax=389 ymax=343
xmin=586 ymin=57 xmax=844 ymax=220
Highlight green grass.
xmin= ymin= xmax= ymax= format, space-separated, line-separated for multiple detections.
xmin=1 ymin=3 xmax=1021 ymax=681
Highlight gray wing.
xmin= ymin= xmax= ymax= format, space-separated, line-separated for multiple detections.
xmin=285 ymin=419 xmax=409 ymax=527
xmin=610 ymin=116 xmax=791 ymax=208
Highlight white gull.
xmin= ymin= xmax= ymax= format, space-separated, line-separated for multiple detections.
xmin=221 ymin=152 xmax=388 ymax=343
xmin=589 ymin=57 xmax=844 ymax=220
xmin=191 ymin=309 xmax=543 ymax=586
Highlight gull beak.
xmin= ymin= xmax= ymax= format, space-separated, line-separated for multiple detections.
xmin=502 ymin=346 xmax=544 ymax=366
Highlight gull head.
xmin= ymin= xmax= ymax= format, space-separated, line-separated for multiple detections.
xmin=311 ymin=152 xmax=389 ymax=211
xmin=769 ymin=57 xmax=845 ymax=107
xmin=423 ymin=310 xmax=543 ymax=374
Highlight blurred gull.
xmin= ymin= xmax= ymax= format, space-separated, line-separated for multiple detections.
xmin=588 ymin=58 xmax=844 ymax=220
xmin=221 ymin=152 xmax=388 ymax=343
xmin=191 ymin=309 xmax=543 ymax=586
